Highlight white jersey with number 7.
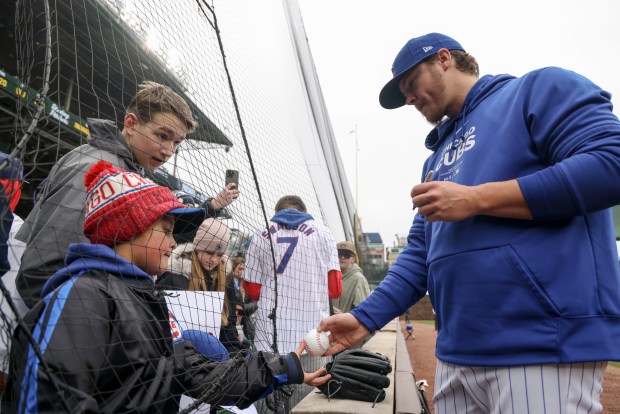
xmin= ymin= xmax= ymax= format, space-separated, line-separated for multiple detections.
xmin=244 ymin=216 xmax=339 ymax=354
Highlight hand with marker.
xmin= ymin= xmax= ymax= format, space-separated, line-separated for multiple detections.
xmin=411 ymin=170 xmax=481 ymax=222
xmin=412 ymin=170 xmax=434 ymax=211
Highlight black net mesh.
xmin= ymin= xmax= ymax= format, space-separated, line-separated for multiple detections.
xmin=0 ymin=0 xmax=354 ymax=412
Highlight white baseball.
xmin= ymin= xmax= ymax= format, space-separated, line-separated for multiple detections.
xmin=304 ymin=329 xmax=329 ymax=356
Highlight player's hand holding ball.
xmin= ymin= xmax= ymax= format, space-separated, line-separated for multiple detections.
xmin=304 ymin=328 xmax=330 ymax=356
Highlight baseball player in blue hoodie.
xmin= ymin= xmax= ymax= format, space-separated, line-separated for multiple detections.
xmin=318 ymin=33 xmax=620 ymax=414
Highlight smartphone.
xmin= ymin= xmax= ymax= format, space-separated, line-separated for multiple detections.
xmin=225 ymin=169 xmax=239 ymax=189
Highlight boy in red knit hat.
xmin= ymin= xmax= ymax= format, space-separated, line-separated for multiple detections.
xmin=2 ymin=161 xmax=329 ymax=413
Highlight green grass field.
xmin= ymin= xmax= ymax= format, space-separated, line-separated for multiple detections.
xmin=610 ymin=361 xmax=620 ymax=368
xmin=411 ymin=320 xmax=435 ymax=326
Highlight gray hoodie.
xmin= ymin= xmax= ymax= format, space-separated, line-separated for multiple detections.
xmin=15 ymin=119 xmax=143 ymax=308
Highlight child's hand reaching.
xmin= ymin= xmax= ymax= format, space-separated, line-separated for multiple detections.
xmin=295 ymin=340 xmax=331 ymax=386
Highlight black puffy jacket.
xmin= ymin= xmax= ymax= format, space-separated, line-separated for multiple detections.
xmin=3 ymin=244 xmax=303 ymax=413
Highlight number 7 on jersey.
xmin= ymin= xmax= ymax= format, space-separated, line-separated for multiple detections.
xmin=276 ymin=237 xmax=298 ymax=273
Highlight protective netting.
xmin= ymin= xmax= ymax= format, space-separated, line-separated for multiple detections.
xmin=0 ymin=0 xmax=354 ymax=412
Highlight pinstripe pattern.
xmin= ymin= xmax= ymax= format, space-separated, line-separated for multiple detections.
xmin=433 ymin=360 xmax=606 ymax=414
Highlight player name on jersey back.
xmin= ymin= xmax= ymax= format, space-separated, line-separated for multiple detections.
xmin=261 ymin=223 xmax=315 ymax=238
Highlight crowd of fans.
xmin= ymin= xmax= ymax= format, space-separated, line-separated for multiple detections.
xmin=0 ymin=81 xmax=367 ymax=414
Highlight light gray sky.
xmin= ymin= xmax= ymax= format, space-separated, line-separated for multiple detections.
xmin=297 ymin=0 xmax=620 ymax=247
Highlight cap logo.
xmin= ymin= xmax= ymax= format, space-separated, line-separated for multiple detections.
xmin=168 ymin=311 xmax=184 ymax=344
xmin=422 ymin=46 xmax=433 ymax=52
xmin=85 ymin=172 xmax=156 ymax=218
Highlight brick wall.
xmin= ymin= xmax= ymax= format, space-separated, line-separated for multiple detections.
xmin=400 ymin=295 xmax=435 ymax=321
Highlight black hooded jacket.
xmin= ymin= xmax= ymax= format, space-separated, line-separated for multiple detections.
xmin=3 ymin=244 xmax=303 ymax=413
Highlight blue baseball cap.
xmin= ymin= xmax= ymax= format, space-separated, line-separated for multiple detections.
xmin=379 ymin=33 xmax=465 ymax=109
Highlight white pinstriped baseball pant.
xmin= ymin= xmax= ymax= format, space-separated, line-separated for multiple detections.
xmin=433 ymin=360 xmax=607 ymax=414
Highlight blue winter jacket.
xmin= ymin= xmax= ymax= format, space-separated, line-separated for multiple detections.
xmin=352 ymin=67 xmax=620 ymax=366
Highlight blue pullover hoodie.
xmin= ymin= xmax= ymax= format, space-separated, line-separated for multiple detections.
xmin=353 ymin=67 xmax=620 ymax=366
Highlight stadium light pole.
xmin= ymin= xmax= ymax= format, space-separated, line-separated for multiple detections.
xmin=347 ymin=126 xmax=360 ymax=243
xmin=354 ymin=124 xmax=359 ymax=244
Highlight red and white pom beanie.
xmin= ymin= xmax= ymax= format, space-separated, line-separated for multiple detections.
xmin=83 ymin=161 xmax=205 ymax=246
